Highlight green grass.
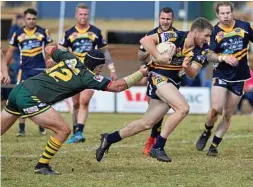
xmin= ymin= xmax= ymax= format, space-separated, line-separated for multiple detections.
xmin=1 ymin=114 xmax=253 ymax=187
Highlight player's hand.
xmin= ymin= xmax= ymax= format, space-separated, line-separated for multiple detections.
xmin=223 ymin=55 xmax=238 ymax=67
xmin=46 ymin=58 xmax=57 ymax=68
xmin=1 ymin=71 xmax=11 ymax=85
xmin=110 ymin=72 xmax=117 ymax=81
xmin=139 ymin=65 xmax=149 ymax=77
xmin=182 ymin=57 xmax=191 ymax=68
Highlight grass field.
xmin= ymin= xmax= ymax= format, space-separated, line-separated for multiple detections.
xmin=1 ymin=113 xmax=253 ymax=187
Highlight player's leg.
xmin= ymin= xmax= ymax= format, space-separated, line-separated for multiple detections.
xmin=96 ymin=99 xmax=169 ymax=162
xmin=31 ymin=107 xmax=71 ymax=175
xmin=196 ymin=83 xmax=227 ymax=151
xmin=1 ymin=110 xmax=19 ymax=135
xmin=207 ymin=84 xmax=242 ymax=156
xmin=150 ymin=83 xmax=189 ymax=162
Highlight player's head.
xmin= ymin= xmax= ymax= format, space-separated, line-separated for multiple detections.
xmin=75 ymin=3 xmax=90 ymax=26
xmin=190 ymin=17 xmax=213 ymax=48
xmin=24 ymin=8 xmax=37 ymax=29
xmin=85 ymin=50 xmax=105 ymax=74
xmin=15 ymin=14 xmax=24 ymax=28
xmin=159 ymin=7 xmax=174 ymax=32
xmin=214 ymin=1 xmax=234 ymax=26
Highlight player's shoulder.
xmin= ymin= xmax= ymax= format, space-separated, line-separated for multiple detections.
xmin=89 ymin=24 xmax=102 ymax=33
xmin=64 ymin=26 xmax=76 ymax=34
xmin=235 ymin=19 xmax=251 ymax=29
xmin=36 ymin=25 xmax=48 ymax=33
xmin=14 ymin=27 xmax=25 ymax=35
xmin=146 ymin=27 xmax=159 ymax=35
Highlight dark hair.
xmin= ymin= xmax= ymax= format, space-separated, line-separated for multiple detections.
xmin=85 ymin=50 xmax=105 ymax=71
xmin=214 ymin=1 xmax=234 ymax=14
xmin=24 ymin=8 xmax=37 ymax=16
xmin=16 ymin=14 xmax=24 ymax=20
xmin=159 ymin=7 xmax=174 ymax=18
xmin=190 ymin=17 xmax=213 ymax=31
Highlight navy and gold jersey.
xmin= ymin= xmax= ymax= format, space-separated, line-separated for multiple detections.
xmin=9 ymin=26 xmax=53 ymax=72
xmin=211 ymin=19 xmax=253 ymax=82
xmin=22 ymin=49 xmax=111 ymax=104
xmin=139 ymin=26 xmax=177 ymax=52
xmin=59 ymin=25 xmax=107 ymax=61
xmin=149 ymin=31 xmax=209 ymax=84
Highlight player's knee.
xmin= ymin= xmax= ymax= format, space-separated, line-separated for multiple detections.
xmin=210 ymin=108 xmax=221 ymax=118
xmin=177 ymin=104 xmax=190 ymax=117
xmin=73 ymin=101 xmax=80 ymax=110
xmin=61 ymin=125 xmax=71 ymax=136
xmin=141 ymin=119 xmax=155 ymax=130
xmin=223 ymin=112 xmax=232 ymax=121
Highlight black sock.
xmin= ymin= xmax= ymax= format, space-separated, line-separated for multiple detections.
xmin=19 ymin=123 xmax=25 ymax=132
xmin=73 ymin=125 xmax=77 ymax=134
xmin=76 ymin=124 xmax=84 ymax=133
xmin=107 ymin=131 xmax=122 ymax=144
xmin=152 ymin=135 xmax=167 ymax=150
xmin=150 ymin=118 xmax=163 ymax=138
xmin=205 ymin=123 xmax=213 ymax=132
xmin=39 ymin=126 xmax=45 ymax=132
xmin=210 ymin=135 xmax=222 ymax=149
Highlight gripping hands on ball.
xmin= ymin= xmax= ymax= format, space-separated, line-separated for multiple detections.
xmin=151 ymin=42 xmax=176 ymax=65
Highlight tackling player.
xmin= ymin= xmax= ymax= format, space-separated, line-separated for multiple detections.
xmin=196 ymin=1 xmax=253 ymax=156
xmin=1 ymin=45 xmax=148 ymax=175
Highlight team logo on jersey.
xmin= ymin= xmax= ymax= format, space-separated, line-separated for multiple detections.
xmin=93 ymin=75 xmax=104 ymax=82
xmin=23 ymin=106 xmax=39 ymax=114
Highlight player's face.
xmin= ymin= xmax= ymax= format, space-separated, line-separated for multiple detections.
xmin=159 ymin=12 xmax=174 ymax=31
xmin=76 ymin=8 xmax=89 ymax=26
xmin=94 ymin=64 xmax=104 ymax=75
xmin=24 ymin=13 xmax=36 ymax=29
xmin=217 ymin=6 xmax=233 ymax=26
xmin=194 ymin=28 xmax=211 ymax=48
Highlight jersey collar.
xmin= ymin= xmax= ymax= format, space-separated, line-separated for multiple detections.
xmin=75 ymin=25 xmax=90 ymax=34
xmin=24 ymin=26 xmax=37 ymax=36
xmin=218 ymin=19 xmax=236 ymax=32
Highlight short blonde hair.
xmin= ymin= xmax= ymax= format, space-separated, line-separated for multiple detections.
xmin=76 ymin=3 xmax=89 ymax=12
xmin=214 ymin=1 xmax=234 ymax=14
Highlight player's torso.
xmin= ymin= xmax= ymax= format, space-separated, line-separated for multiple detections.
xmin=11 ymin=26 xmax=50 ymax=70
xmin=150 ymin=31 xmax=207 ymax=84
xmin=60 ymin=25 xmax=106 ymax=61
xmin=212 ymin=20 xmax=251 ymax=81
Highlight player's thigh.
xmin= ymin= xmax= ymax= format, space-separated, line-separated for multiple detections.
xmin=142 ymin=99 xmax=170 ymax=125
xmin=30 ymin=107 xmax=70 ymax=133
xmin=211 ymin=86 xmax=227 ymax=112
xmin=1 ymin=110 xmax=19 ymax=134
xmin=156 ymin=83 xmax=189 ymax=112
xmin=224 ymin=91 xmax=242 ymax=115
xmin=79 ymin=89 xmax=94 ymax=104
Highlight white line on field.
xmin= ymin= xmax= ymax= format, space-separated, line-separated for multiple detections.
xmin=1 ymin=134 xmax=253 ymax=158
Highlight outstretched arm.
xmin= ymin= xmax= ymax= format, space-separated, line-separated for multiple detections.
xmin=207 ymin=50 xmax=238 ymax=67
xmin=1 ymin=50 xmax=10 ymax=85
xmin=101 ymin=47 xmax=117 ymax=80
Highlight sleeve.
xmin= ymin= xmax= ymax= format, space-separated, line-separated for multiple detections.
xmin=59 ymin=31 xmax=70 ymax=47
xmin=209 ymin=29 xmax=218 ymax=52
xmin=51 ymin=49 xmax=76 ymax=63
xmin=84 ymin=71 xmax=112 ymax=90
xmin=44 ymin=29 xmax=53 ymax=45
xmin=192 ymin=45 xmax=209 ymax=67
xmin=247 ymin=22 xmax=253 ymax=43
xmin=96 ymin=30 xmax=107 ymax=49
xmin=9 ymin=32 xmax=18 ymax=48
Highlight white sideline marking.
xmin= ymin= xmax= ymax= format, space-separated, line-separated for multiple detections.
xmin=1 ymin=134 xmax=253 ymax=158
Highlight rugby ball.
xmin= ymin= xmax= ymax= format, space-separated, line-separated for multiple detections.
xmin=151 ymin=42 xmax=176 ymax=64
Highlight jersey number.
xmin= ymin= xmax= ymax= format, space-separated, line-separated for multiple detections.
xmin=47 ymin=62 xmax=72 ymax=82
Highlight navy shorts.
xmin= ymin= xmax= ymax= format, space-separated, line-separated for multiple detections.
xmin=147 ymin=72 xmax=180 ymax=100
xmin=17 ymin=69 xmax=44 ymax=83
xmin=212 ymin=78 xmax=245 ymax=96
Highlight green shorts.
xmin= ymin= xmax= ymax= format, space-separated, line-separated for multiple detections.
xmin=4 ymin=84 xmax=51 ymax=118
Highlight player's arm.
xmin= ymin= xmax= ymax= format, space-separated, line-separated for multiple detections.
xmin=100 ymin=47 xmax=117 ymax=80
xmin=140 ymin=34 xmax=171 ymax=64
xmin=106 ymin=65 xmax=149 ymax=92
xmin=182 ymin=58 xmax=201 ymax=79
xmin=207 ymin=50 xmax=238 ymax=67
xmin=1 ymin=50 xmax=11 ymax=85
xmin=138 ymin=50 xmax=149 ymax=61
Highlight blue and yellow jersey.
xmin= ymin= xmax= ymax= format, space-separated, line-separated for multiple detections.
xmin=59 ymin=25 xmax=107 ymax=61
xmin=139 ymin=26 xmax=177 ymax=52
xmin=149 ymin=31 xmax=209 ymax=84
xmin=9 ymin=26 xmax=53 ymax=71
xmin=210 ymin=19 xmax=253 ymax=82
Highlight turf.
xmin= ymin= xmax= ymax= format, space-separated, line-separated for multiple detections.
xmin=1 ymin=113 xmax=253 ymax=187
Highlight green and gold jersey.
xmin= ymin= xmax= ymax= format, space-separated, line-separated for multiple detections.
xmin=22 ymin=49 xmax=111 ymax=104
